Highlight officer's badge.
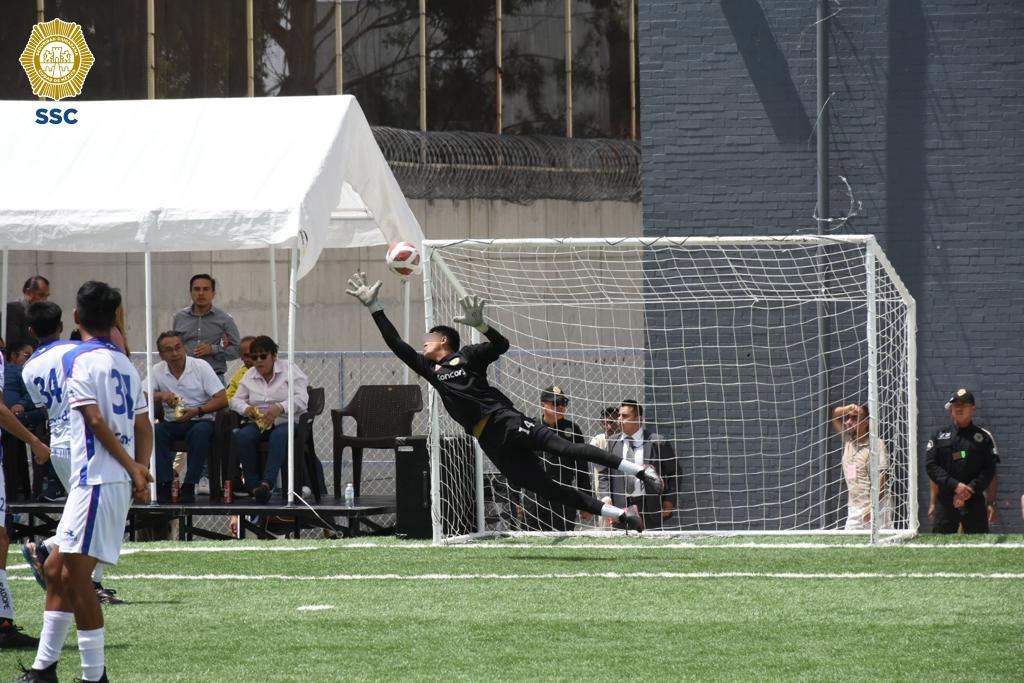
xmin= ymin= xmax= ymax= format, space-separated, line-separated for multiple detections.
xmin=448 ymin=357 xmax=461 ymax=366
xmin=938 ymin=432 xmax=950 ymax=440
xmin=926 ymin=440 xmax=933 ymax=450
xmin=974 ymin=432 xmax=984 ymax=443
xmin=20 ymin=18 xmax=95 ymax=100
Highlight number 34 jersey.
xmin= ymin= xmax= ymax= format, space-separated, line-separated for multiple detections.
xmin=23 ymin=339 xmax=81 ymax=453
xmin=63 ymin=339 xmax=148 ymax=487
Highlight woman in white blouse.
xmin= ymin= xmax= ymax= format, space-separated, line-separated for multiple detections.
xmin=229 ymin=335 xmax=308 ymax=503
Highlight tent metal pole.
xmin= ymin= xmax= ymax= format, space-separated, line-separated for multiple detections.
xmin=402 ymin=278 xmax=410 ymax=384
xmin=270 ymin=248 xmax=279 ymax=341
xmin=1 ymin=249 xmax=8 ymax=327
xmin=286 ymin=246 xmax=298 ymax=506
xmin=144 ymin=248 xmax=157 ymax=504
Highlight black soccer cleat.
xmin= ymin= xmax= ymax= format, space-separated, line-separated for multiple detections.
xmin=617 ymin=504 xmax=644 ymax=533
xmin=637 ymin=464 xmax=665 ymax=494
xmin=74 ymin=667 xmax=108 ymax=683
xmin=10 ymin=662 xmax=58 ymax=683
xmin=0 ymin=622 xmax=39 ymax=650
xmin=21 ymin=541 xmax=48 ymax=591
xmin=93 ymin=583 xmax=124 ymax=606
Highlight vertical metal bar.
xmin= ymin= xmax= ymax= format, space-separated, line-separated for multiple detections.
xmin=865 ymin=246 xmax=880 ymax=545
xmin=270 ymin=249 xmax=279 ymax=341
xmin=906 ymin=282 xmax=919 ymax=533
xmin=286 ymin=247 xmax=298 ymax=505
xmin=246 ymin=0 xmax=254 ymax=96
xmin=419 ymin=0 xmax=427 ymax=132
xmin=423 ymin=244 xmax=443 ymax=543
xmin=1 ymin=250 xmax=8 ymax=328
xmin=36 ymin=0 xmax=43 ymax=22
xmin=144 ymin=248 xmax=157 ymax=503
xmin=335 ymin=0 xmax=344 ymax=93
xmin=814 ymin=0 xmax=831 ymax=529
xmin=495 ymin=0 xmax=503 ymax=134
xmin=147 ymin=0 xmax=156 ymax=99
xmin=564 ymin=0 xmax=573 ymax=138
xmin=628 ymin=0 xmax=637 ymax=140
xmin=402 ymin=278 xmax=411 ymax=384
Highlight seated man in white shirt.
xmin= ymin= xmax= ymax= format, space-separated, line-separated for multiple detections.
xmin=228 ymin=335 xmax=307 ymax=504
xmin=148 ymin=331 xmax=227 ymax=503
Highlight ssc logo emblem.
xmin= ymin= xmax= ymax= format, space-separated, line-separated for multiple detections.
xmin=19 ymin=18 xmax=95 ymax=100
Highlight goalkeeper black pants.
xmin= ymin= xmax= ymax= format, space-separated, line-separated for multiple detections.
xmin=478 ymin=409 xmax=622 ymax=516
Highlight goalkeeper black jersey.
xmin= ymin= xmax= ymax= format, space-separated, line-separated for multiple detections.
xmin=371 ymin=309 xmax=515 ymax=433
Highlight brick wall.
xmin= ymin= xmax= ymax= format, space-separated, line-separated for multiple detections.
xmin=640 ymin=1 xmax=1024 ymax=531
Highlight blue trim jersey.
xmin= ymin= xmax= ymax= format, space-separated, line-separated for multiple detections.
xmin=23 ymin=339 xmax=80 ymax=453
xmin=64 ymin=338 xmax=148 ymax=487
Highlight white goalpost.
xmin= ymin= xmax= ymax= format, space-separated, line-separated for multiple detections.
xmin=422 ymin=236 xmax=917 ymax=543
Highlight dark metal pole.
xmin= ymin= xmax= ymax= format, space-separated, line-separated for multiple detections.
xmin=815 ymin=0 xmax=831 ymax=528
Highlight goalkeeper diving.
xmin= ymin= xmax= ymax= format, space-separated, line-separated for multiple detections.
xmin=346 ymin=272 xmax=662 ymax=531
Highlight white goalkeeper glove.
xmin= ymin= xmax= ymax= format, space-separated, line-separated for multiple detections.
xmin=345 ymin=271 xmax=383 ymax=313
xmin=453 ymin=294 xmax=489 ymax=333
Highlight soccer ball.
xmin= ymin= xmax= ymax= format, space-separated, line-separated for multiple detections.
xmin=385 ymin=241 xmax=422 ymax=279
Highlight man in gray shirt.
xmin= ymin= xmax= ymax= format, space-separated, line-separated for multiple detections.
xmin=171 ymin=274 xmax=240 ymax=383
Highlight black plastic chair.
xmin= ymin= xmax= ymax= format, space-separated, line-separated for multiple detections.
xmin=331 ymin=385 xmax=423 ymax=498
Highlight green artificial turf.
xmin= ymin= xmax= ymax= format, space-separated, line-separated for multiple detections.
xmin=0 ymin=535 xmax=1020 ymax=681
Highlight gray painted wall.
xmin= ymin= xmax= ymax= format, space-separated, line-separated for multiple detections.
xmin=639 ymin=1 xmax=1024 ymax=531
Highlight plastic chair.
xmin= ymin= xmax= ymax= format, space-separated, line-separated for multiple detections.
xmin=331 ymin=385 xmax=423 ymax=498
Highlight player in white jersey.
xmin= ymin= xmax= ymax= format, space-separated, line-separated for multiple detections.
xmin=19 ymin=302 xmax=126 ymax=606
xmin=0 ymin=344 xmax=51 ymax=651
xmin=14 ymin=282 xmax=152 ymax=683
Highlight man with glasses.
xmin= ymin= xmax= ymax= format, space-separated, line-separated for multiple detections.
xmin=147 ymin=331 xmax=227 ymax=503
xmin=171 ymin=274 xmax=240 ymax=385
xmin=347 ymin=271 xmax=664 ymax=532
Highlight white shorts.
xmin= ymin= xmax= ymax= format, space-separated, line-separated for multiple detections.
xmin=55 ymin=482 xmax=131 ymax=565
xmin=50 ymin=445 xmax=73 ymax=489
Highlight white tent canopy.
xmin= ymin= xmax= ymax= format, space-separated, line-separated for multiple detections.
xmin=0 ymin=95 xmax=421 ymax=275
xmin=0 ymin=95 xmax=423 ymax=506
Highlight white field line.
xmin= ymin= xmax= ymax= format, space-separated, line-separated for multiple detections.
xmin=105 ymin=541 xmax=1024 ymax=555
xmin=10 ymin=571 xmax=1024 ymax=582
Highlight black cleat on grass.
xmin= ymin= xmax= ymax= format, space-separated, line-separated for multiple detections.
xmin=0 ymin=622 xmax=39 ymax=650
xmin=617 ymin=504 xmax=644 ymax=533
xmin=93 ymin=583 xmax=124 ymax=606
xmin=73 ymin=666 xmax=108 ymax=682
xmin=10 ymin=661 xmax=58 ymax=683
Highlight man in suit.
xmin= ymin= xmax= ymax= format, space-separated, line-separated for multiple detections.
xmin=602 ymin=400 xmax=677 ymax=530
xmin=4 ymin=276 xmax=50 ymax=351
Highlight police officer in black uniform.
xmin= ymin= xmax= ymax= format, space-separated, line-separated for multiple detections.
xmin=345 ymin=272 xmax=663 ymax=531
xmin=925 ymin=388 xmax=998 ymax=533
xmin=519 ymin=385 xmax=591 ymax=531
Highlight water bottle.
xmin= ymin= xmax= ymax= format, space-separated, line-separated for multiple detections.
xmin=344 ymin=482 xmax=355 ymax=507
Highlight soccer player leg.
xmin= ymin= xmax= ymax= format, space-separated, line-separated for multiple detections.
xmin=491 ymin=449 xmax=603 ymax=522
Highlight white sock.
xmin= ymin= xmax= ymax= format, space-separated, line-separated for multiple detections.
xmin=92 ymin=563 xmax=105 ymax=584
xmin=0 ymin=570 xmax=15 ymax=620
xmin=617 ymin=460 xmax=642 ymax=476
xmin=600 ymin=504 xmax=625 ymax=519
xmin=78 ymin=627 xmax=105 ymax=681
xmin=33 ymin=611 xmax=73 ymax=670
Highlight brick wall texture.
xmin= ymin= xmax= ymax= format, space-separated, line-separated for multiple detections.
xmin=639 ymin=1 xmax=1024 ymax=532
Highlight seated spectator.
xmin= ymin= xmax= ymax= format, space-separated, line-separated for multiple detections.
xmin=3 ymin=341 xmax=45 ymax=429
xmin=229 ymin=335 xmax=308 ymax=504
xmin=148 ymin=331 xmax=227 ymax=503
xmin=225 ymin=336 xmax=256 ymax=401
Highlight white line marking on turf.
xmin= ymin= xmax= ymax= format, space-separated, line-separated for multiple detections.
xmin=297 ymin=605 xmax=334 ymax=611
xmin=109 ymin=541 xmax=1024 ymax=553
xmin=12 ymin=571 xmax=1021 ymax=581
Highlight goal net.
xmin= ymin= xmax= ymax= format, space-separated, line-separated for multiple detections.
xmin=422 ymin=236 xmax=916 ymax=542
